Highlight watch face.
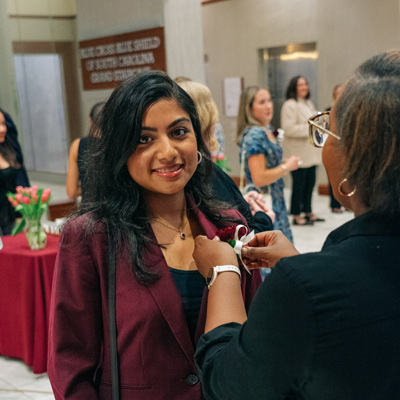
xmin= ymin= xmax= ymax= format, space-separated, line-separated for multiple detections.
xmin=206 ymin=267 xmax=214 ymax=285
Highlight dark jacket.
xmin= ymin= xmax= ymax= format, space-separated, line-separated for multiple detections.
xmin=196 ymin=211 xmax=400 ymax=400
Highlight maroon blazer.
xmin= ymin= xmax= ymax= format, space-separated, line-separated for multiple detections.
xmin=48 ymin=202 xmax=261 ymax=399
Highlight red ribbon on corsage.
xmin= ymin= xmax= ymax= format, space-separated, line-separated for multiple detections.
xmin=215 ymin=224 xmax=255 ymax=274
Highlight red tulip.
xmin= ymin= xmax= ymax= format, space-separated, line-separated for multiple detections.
xmin=22 ymin=196 xmax=30 ymax=205
xmin=41 ymin=189 xmax=51 ymax=202
xmin=16 ymin=193 xmax=24 ymax=202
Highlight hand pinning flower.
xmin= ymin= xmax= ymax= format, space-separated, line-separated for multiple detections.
xmin=215 ymin=224 xmax=255 ymax=274
xmin=215 ymin=225 xmax=247 ymax=247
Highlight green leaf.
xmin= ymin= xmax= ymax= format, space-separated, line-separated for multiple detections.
xmin=228 ymin=239 xmax=236 ymax=248
xmin=11 ymin=218 xmax=26 ymax=235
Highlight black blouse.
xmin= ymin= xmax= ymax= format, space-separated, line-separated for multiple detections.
xmin=170 ymin=267 xmax=205 ymax=343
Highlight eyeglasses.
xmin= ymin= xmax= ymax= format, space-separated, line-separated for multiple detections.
xmin=307 ymin=111 xmax=341 ymax=148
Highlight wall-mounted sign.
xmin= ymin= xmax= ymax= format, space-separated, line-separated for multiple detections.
xmin=79 ymin=27 xmax=166 ymax=91
xmin=223 ymin=77 xmax=243 ymax=117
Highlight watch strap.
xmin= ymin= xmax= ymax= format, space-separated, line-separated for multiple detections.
xmin=207 ymin=265 xmax=241 ymax=289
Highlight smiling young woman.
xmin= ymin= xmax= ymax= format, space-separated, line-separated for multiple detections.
xmin=47 ymin=71 xmax=261 ymax=400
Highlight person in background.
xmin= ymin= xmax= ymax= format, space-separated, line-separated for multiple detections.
xmin=0 ymin=110 xmax=20 ymax=235
xmin=0 ymin=108 xmax=30 ymax=187
xmin=175 ymin=77 xmax=226 ymax=161
xmin=281 ymin=76 xmax=324 ymax=225
xmin=48 ymin=71 xmax=261 ymax=399
xmin=66 ymin=101 xmax=105 ymax=201
xmin=326 ymin=84 xmax=344 ymax=213
xmin=178 ymin=79 xmax=274 ymax=234
xmin=173 ymin=76 xmax=192 ymax=84
xmin=193 ymin=50 xmax=400 ymax=400
xmin=236 ymin=86 xmax=300 ymax=242
xmin=210 ymin=121 xmax=225 ymax=160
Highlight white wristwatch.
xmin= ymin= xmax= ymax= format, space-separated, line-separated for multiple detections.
xmin=206 ymin=265 xmax=241 ymax=289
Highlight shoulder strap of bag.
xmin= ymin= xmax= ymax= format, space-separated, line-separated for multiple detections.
xmin=239 ymin=145 xmax=246 ymax=193
xmin=107 ymin=226 xmax=120 ymax=400
xmin=239 ymin=128 xmax=250 ymax=193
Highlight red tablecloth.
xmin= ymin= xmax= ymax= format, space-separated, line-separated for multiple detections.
xmin=0 ymin=233 xmax=59 ymax=374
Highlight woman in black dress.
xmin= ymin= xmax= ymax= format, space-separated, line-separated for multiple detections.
xmin=0 ymin=109 xmax=20 ymax=235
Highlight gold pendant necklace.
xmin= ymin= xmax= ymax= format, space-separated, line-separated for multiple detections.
xmin=152 ymin=215 xmax=189 ymax=240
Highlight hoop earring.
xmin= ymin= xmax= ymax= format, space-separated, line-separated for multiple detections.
xmin=197 ymin=151 xmax=203 ymax=164
xmin=338 ymin=178 xmax=357 ymax=197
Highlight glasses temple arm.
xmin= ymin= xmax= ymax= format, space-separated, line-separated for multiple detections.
xmin=308 ymin=120 xmax=341 ymax=141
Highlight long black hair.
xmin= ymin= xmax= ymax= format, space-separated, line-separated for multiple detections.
xmin=76 ymin=71 xmax=236 ymax=284
xmin=0 ymin=109 xmax=20 ymax=169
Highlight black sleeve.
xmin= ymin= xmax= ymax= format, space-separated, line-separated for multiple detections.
xmin=251 ymin=211 xmax=273 ymax=233
xmin=209 ymin=165 xmax=272 ymax=233
xmin=195 ymin=261 xmax=315 ymax=400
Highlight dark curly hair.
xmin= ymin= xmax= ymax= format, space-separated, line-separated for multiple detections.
xmin=336 ymin=50 xmax=400 ymax=215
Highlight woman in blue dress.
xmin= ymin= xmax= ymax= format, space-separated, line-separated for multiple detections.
xmin=236 ymin=86 xmax=300 ymax=243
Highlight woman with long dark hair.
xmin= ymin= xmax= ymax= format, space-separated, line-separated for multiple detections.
xmin=0 ymin=109 xmax=20 ymax=236
xmin=47 ymin=71 xmax=261 ymax=399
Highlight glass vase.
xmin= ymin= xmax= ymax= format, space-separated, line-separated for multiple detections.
xmin=26 ymin=219 xmax=47 ymax=250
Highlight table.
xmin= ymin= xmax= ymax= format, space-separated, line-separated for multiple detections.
xmin=0 ymin=233 xmax=59 ymax=374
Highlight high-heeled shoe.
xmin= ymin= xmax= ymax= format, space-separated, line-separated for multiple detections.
xmin=293 ymin=216 xmax=314 ymax=226
xmin=305 ymin=214 xmax=325 ymax=222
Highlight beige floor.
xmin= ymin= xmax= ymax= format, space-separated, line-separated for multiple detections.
xmin=0 ymin=184 xmax=353 ymax=399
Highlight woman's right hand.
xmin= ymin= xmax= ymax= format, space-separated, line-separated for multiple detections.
xmin=241 ymin=230 xmax=300 ymax=268
xmin=283 ymin=156 xmax=302 ymax=172
xmin=244 ymin=191 xmax=276 ymax=222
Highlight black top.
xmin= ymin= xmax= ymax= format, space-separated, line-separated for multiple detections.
xmin=0 ymin=167 xmax=18 ymax=235
xmin=209 ymin=164 xmax=273 ymax=233
xmin=2 ymin=110 xmax=30 ymax=187
xmin=196 ymin=211 xmax=400 ymax=400
xmin=77 ymin=137 xmax=92 ymax=201
xmin=170 ymin=267 xmax=205 ymax=343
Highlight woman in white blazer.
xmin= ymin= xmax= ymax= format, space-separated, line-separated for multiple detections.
xmin=281 ymin=76 xmax=324 ymax=226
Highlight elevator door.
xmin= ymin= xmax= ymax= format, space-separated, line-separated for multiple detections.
xmin=259 ymin=43 xmax=318 ymax=129
xmin=13 ymin=53 xmax=68 ymax=173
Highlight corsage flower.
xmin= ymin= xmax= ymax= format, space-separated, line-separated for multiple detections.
xmin=215 ymin=224 xmax=254 ymax=274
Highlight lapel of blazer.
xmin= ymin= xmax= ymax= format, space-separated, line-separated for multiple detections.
xmin=145 ymin=199 xmax=219 ymax=366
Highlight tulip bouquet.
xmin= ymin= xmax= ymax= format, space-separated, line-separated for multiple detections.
xmin=7 ymin=186 xmax=51 ymax=249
